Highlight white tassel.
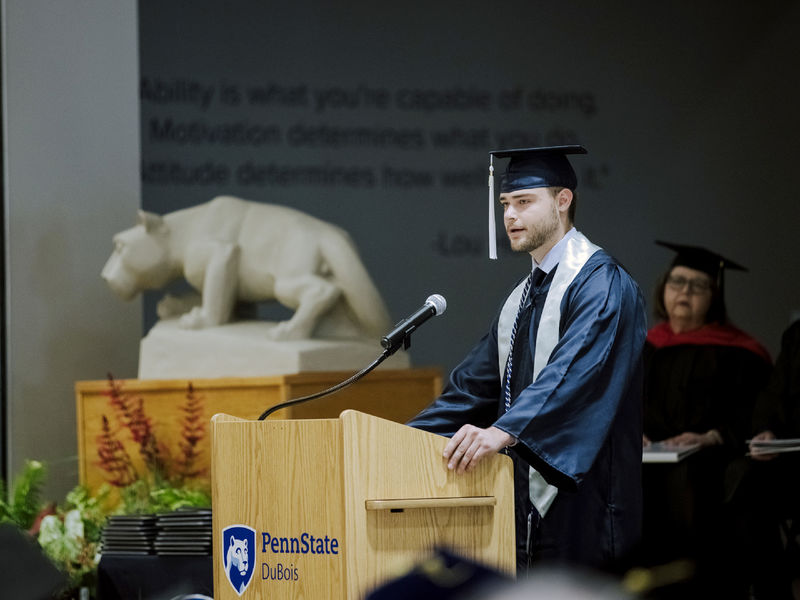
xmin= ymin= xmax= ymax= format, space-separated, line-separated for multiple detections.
xmin=488 ymin=160 xmax=497 ymax=259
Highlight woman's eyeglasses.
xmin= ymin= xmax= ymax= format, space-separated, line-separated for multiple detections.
xmin=666 ymin=275 xmax=712 ymax=295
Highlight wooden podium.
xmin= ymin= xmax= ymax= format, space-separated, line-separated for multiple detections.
xmin=211 ymin=410 xmax=515 ymax=599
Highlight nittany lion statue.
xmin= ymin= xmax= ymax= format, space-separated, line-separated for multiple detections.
xmin=102 ymin=196 xmax=391 ymax=341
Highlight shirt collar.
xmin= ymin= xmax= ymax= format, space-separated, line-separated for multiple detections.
xmin=532 ymin=227 xmax=577 ymax=274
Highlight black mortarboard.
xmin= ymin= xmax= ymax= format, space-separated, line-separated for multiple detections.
xmin=656 ymin=240 xmax=747 ymax=314
xmin=491 ymin=145 xmax=587 ymax=193
xmin=487 ymin=145 xmax=587 ymax=259
xmin=655 ymin=240 xmax=746 ymax=282
xmin=364 ymin=548 xmax=509 ymax=599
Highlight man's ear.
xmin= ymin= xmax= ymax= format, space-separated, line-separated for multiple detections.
xmin=556 ymin=188 xmax=573 ymax=214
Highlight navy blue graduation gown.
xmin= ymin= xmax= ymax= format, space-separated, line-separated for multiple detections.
xmin=408 ymin=250 xmax=647 ymax=568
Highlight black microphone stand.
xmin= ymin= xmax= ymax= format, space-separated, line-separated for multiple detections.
xmin=257 ymin=295 xmax=444 ymax=421
xmin=257 ymin=348 xmax=392 ymax=421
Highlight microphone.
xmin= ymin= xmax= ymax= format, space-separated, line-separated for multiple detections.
xmin=381 ymin=294 xmax=447 ymax=355
xmin=258 ymin=293 xmax=447 ymax=420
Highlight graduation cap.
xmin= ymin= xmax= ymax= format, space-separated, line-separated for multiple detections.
xmin=364 ymin=548 xmax=509 ymax=599
xmin=487 ymin=145 xmax=587 ymax=259
xmin=655 ymin=240 xmax=746 ymax=283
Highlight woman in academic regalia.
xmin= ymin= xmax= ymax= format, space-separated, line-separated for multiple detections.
xmin=641 ymin=241 xmax=771 ymax=597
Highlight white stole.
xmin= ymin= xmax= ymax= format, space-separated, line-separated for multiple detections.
xmin=497 ymin=231 xmax=600 ymax=516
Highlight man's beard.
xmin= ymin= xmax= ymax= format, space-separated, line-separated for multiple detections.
xmin=509 ymin=203 xmax=560 ymax=253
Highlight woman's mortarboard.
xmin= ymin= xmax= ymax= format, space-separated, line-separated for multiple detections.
xmin=655 ymin=240 xmax=747 ymax=298
xmin=487 ymin=145 xmax=587 ymax=259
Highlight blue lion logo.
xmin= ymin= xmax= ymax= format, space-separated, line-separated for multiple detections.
xmin=222 ymin=525 xmax=256 ymax=596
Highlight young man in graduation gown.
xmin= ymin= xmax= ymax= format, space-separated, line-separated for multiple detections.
xmin=407 ymin=146 xmax=648 ymax=572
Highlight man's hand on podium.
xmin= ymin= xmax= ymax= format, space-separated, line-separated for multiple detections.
xmin=443 ymin=425 xmax=515 ymax=474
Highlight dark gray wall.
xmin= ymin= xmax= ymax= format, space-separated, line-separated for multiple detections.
xmin=139 ymin=0 xmax=800 ymax=374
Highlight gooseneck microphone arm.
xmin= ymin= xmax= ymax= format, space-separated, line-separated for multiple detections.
xmin=256 ymin=294 xmax=447 ymax=421
xmin=257 ymin=348 xmax=391 ymax=420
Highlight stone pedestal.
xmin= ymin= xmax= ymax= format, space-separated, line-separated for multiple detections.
xmin=138 ymin=319 xmax=410 ymax=379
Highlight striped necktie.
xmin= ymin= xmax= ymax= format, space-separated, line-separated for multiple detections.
xmin=503 ymin=268 xmax=545 ymax=411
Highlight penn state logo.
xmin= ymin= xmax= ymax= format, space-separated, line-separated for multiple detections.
xmin=222 ymin=525 xmax=256 ymax=596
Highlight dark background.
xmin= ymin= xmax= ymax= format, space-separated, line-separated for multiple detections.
xmin=138 ymin=0 xmax=800 ymax=374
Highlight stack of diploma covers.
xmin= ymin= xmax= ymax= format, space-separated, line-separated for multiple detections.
xmin=100 ymin=515 xmax=157 ymax=555
xmin=153 ymin=508 xmax=212 ymax=556
xmin=642 ymin=441 xmax=702 ymax=463
xmin=747 ymin=438 xmax=800 ymax=457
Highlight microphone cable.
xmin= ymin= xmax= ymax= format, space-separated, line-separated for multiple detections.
xmin=257 ymin=348 xmax=391 ymax=420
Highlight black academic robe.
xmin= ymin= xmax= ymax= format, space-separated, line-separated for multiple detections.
xmin=643 ymin=342 xmax=771 ymax=448
xmin=408 ymin=250 xmax=647 ymax=570
xmin=752 ymin=319 xmax=800 ymax=437
xmin=641 ymin=329 xmax=772 ymax=590
xmin=727 ymin=320 xmax=800 ymax=597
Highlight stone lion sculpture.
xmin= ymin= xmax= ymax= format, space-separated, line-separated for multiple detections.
xmin=102 ymin=195 xmax=392 ymax=341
